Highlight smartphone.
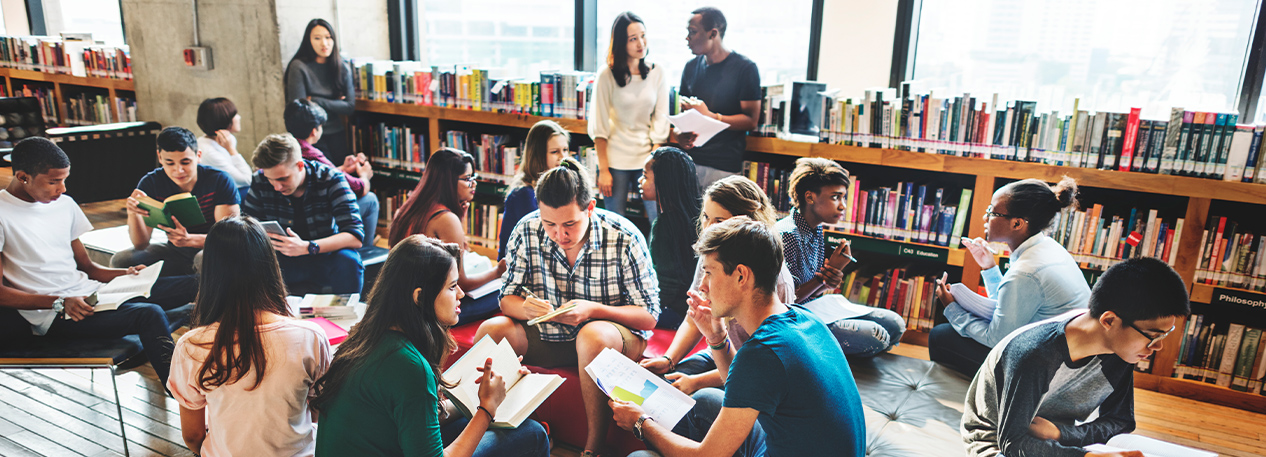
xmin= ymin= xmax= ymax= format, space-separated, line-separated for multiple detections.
xmin=260 ymin=220 xmax=287 ymax=236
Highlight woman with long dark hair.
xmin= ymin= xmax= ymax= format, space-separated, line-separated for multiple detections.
xmin=312 ymin=235 xmax=549 ymax=457
xmin=589 ymin=11 xmax=669 ymax=222
xmin=168 ymin=216 xmax=331 ymax=456
xmin=499 ymin=120 xmax=570 ymax=259
xmin=388 ymin=148 xmax=507 ymax=325
xmin=286 ymin=18 xmax=355 ymax=164
xmin=638 ymin=147 xmax=700 ymax=328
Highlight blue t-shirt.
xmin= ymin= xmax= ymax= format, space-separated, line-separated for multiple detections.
xmin=679 ymin=52 xmax=761 ymax=173
xmin=724 ymin=306 xmax=866 ymax=457
xmin=137 ymin=165 xmax=239 ymax=234
xmin=498 ymin=185 xmax=538 ymax=259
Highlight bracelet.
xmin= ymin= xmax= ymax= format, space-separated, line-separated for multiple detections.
xmin=661 ymin=355 xmax=675 ymax=370
xmin=708 ymin=336 xmax=729 ymax=351
xmin=477 ymin=405 xmax=494 ymax=421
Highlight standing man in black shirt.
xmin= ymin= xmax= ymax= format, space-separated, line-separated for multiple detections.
xmin=674 ymin=7 xmax=762 ymax=191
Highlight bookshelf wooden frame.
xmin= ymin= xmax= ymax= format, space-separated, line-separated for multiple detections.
xmin=0 ymin=67 xmax=135 ymax=126
xmin=355 ymin=99 xmax=1266 ymax=413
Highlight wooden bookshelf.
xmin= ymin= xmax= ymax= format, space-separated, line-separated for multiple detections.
xmin=0 ymin=67 xmax=135 ymax=126
xmin=354 ymin=102 xmax=1266 ymax=413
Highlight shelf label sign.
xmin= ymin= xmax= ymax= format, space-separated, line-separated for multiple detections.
xmin=824 ymin=231 xmax=947 ymax=263
xmin=1211 ymin=288 xmax=1266 ymax=311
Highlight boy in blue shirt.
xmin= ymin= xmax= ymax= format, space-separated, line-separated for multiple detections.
xmin=613 ymin=216 xmax=866 ymax=457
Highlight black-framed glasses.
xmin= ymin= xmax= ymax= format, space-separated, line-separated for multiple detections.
xmin=459 ymin=174 xmax=479 ymax=185
xmin=1127 ymin=321 xmax=1176 ymax=348
xmin=984 ymin=204 xmax=1019 ymax=220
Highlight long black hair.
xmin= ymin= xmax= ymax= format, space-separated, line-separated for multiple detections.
xmin=286 ymin=19 xmax=345 ymax=93
xmin=311 ymin=235 xmax=462 ymax=411
xmin=189 ymin=216 xmax=291 ymax=391
xmin=389 ymin=148 xmax=475 ymax=245
xmin=649 ymin=147 xmax=701 ymax=285
xmin=607 ymin=12 xmax=652 ymax=87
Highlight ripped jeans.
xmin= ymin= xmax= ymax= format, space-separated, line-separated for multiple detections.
xmin=796 ymin=303 xmax=906 ymax=357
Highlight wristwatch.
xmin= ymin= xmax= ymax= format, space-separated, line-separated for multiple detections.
xmin=307 ymin=240 xmax=320 ymax=255
xmin=633 ymin=415 xmax=654 ymax=441
xmin=51 ymin=297 xmax=65 ymax=316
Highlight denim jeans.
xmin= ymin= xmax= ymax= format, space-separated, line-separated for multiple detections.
xmin=440 ymin=417 xmax=550 ymax=457
xmin=627 ymin=388 xmax=767 ymax=457
xmin=824 ymin=307 xmax=906 ymax=357
xmin=455 ymin=292 xmax=501 ymax=327
xmin=276 ymin=248 xmax=364 ymax=295
xmin=928 ymin=322 xmax=992 ymax=377
xmin=674 ymin=350 xmax=716 ymax=376
xmin=605 ymin=168 xmax=658 ymax=223
xmin=358 ymin=192 xmax=380 ymax=248
xmin=111 ymin=242 xmax=202 ymax=276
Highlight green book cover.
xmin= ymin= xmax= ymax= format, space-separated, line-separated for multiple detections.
xmin=136 ymin=192 xmax=205 ymax=228
xmin=1232 ymin=328 xmax=1262 ymax=392
xmin=949 ymin=189 xmax=973 ymax=249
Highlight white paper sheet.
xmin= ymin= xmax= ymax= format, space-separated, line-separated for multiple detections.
xmin=950 ymin=283 xmax=997 ymax=321
xmin=669 ymin=109 xmax=731 ymax=148
xmin=1085 ymin=434 xmax=1216 ymax=457
xmin=94 ymin=261 xmax=164 ymax=311
xmin=797 ymin=295 xmax=873 ymax=323
xmin=585 ymin=348 xmax=695 ymax=429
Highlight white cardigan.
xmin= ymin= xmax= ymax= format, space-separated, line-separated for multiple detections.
xmin=587 ymin=64 xmax=670 ymax=170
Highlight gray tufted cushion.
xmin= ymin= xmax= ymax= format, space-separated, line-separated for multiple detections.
xmin=852 ymin=353 xmax=972 ymax=456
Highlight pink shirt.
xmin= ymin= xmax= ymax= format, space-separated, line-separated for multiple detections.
xmin=168 ymin=319 xmax=332 ymax=457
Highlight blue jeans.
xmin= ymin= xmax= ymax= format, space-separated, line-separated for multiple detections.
xmin=605 ymin=168 xmax=658 ymax=223
xmin=358 ymin=192 xmax=380 ymax=248
xmin=928 ymin=322 xmax=992 ymax=376
xmin=627 ymin=388 xmax=767 ymax=457
xmin=440 ymin=417 xmax=550 ymax=457
xmin=456 ymin=292 xmax=501 ymax=327
xmin=674 ymin=350 xmax=716 ymax=376
xmin=276 ymin=248 xmax=364 ymax=295
xmin=793 ymin=299 xmax=906 ymax=357
xmin=111 ymin=242 xmax=202 ymax=276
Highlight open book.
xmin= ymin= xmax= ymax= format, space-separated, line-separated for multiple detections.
xmin=950 ymin=283 xmax=997 ymax=321
xmin=1084 ymin=434 xmax=1216 ymax=457
xmin=441 ymin=335 xmax=564 ymax=429
xmin=585 ymin=347 xmax=696 ymax=429
xmin=136 ymin=192 xmax=205 ymax=228
xmin=89 ymin=261 xmax=164 ymax=312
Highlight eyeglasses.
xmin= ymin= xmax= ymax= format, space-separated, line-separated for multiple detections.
xmin=459 ymin=174 xmax=479 ymax=185
xmin=1127 ymin=322 xmax=1176 ymax=349
xmin=984 ymin=204 xmax=1019 ymax=220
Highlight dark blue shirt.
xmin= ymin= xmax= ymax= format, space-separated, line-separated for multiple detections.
xmin=724 ymin=306 xmax=866 ymax=457
xmin=679 ymin=52 xmax=761 ymax=173
xmin=498 ymin=186 xmax=538 ymax=260
xmin=136 ymin=165 xmax=239 ymax=234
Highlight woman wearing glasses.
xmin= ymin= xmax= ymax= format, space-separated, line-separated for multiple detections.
xmin=930 ymin=176 xmax=1091 ymax=376
xmin=389 ymin=148 xmax=508 ymax=325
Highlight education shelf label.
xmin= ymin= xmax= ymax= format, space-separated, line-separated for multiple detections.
xmin=824 ymin=231 xmax=948 ymax=263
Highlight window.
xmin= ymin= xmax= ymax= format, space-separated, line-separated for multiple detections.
xmin=911 ymin=0 xmax=1259 ymax=119
xmin=594 ymin=0 xmax=813 ymax=86
xmin=47 ymin=0 xmax=126 ymax=46
xmin=419 ymin=0 xmax=574 ymax=78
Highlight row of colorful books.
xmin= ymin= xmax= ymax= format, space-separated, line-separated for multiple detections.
xmin=1048 ymin=205 xmax=1184 ymax=270
xmin=352 ymin=60 xmax=594 ymax=120
xmin=832 ymin=180 xmax=972 ymax=249
xmin=0 ymin=35 xmax=132 ymax=80
xmin=840 ymin=268 xmax=938 ymax=332
xmin=1173 ymin=317 xmax=1266 ymax=395
xmin=1194 ymin=216 xmax=1266 ymax=290
xmin=740 ymin=161 xmax=794 ymax=214
xmin=15 ymin=84 xmax=57 ymax=124
xmin=465 ymin=201 xmax=502 ymax=251
xmin=63 ymin=94 xmax=136 ymax=126
xmin=351 ymin=122 xmax=426 ymax=170
xmin=442 ymin=130 xmax=518 ymax=183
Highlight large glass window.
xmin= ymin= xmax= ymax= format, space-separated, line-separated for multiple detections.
xmin=49 ymin=0 xmax=126 ymax=46
xmin=911 ymin=0 xmax=1258 ymax=119
xmin=419 ymin=0 xmax=574 ymax=79
xmin=595 ymin=0 xmax=812 ymax=86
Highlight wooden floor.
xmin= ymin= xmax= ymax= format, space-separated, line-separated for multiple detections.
xmin=3 ymin=165 xmax=1265 ymax=456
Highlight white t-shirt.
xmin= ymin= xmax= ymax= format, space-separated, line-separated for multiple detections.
xmin=0 ymin=190 xmax=102 ymax=335
xmin=168 ymin=319 xmax=332 ymax=457
xmin=197 ymin=136 xmax=254 ymax=187
xmin=587 ymin=64 xmax=670 ymax=170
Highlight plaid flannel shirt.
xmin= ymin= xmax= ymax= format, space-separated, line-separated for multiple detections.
xmin=775 ymin=208 xmax=824 ymax=289
xmin=501 ymin=208 xmax=660 ymax=342
xmin=243 ymin=159 xmax=364 ymax=242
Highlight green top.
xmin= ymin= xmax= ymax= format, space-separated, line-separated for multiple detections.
xmin=315 ymin=332 xmax=445 ymax=457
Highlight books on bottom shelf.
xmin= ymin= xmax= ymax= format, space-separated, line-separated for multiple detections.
xmin=584 ymin=347 xmax=696 ymax=429
xmin=442 ymin=335 xmax=564 ymax=429
xmin=841 ymin=268 xmax=939 ymax=331
xmin=1172 ymin=316 xmax=1266 ymax=394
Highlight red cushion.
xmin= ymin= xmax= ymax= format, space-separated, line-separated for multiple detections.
xmin=447 ymin=316 xmax=707 ymax=453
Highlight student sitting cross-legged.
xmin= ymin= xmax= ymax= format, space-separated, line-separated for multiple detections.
xmin=0 ymin=137 xmax=196 ymax=387
xmin=284 ymin=98 xmax=379 ymax=247
xmin=615 ymin=216 xmax=866 ymax=457
xmin=242 ymin=133 xmax=364 ymax=295
xmin=312 ymin=235 xmax=549 ymax=457
xmin=475 ymin=157 xmax=660 ymax=457
xmin=112 ymin=126 xmax=240 ymax=276
xmin=168 ymin=216 xmax=331 ymax=457
xmin=961 ymin=256 xmax=1189 ymax=457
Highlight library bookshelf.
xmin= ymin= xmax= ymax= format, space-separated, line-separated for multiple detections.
xmin=355 ymin=99 xmax=1266 ymax=413
xmin=0 ymin=67 xmax=135 ymax=126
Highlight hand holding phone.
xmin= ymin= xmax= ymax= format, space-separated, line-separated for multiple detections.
xmin=260 ymin=220 xmax=287 ymax=237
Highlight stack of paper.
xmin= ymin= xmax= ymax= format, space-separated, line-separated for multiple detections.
xmin=668 ymin=109 xmax=730 ymax=148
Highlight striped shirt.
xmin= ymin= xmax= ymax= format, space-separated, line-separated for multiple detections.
xmin=243 ymin=159 xmax=363 ymax=242
xmin=501 ymin=208 xmax=660 ymax=342
xmin=775 ymin=208 xmax=825 ymax=291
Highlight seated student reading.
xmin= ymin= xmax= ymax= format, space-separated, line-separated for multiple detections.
xmin=774 ymin=157 xmax=904 ymax=356
xmin=243 ymin=133 xmax=364 ymax=295
xmin=312 ymin=235 xmax=549 ymax=457
xmin=499 ymin=120 xmax=571 ymax=260
xmin=638 ymin=147 xmax=702 ymax=329
xmin=388 ymin=148 xmax=507 ymax=326
xmin=169 ymin=216 xmax=331 ymax=457
xmin=640 ymin=176 xmax=797 ymax=395
xmin=112 ymin=127 xmax=240 ymax=276
xmin=0 ymin=137 xmax=196 ymax=387
xmin=284 ymin=99 xmax=379 ymax=247
xmin=961 ymin=257 xmax=1189 ymax=457
xmin=931 ymin=177 xmax=1089 ymax=376
xmin=616 ymin=216 xmax=866 ymax=457
xmin=474 ymin=158 xmax=659 ymax=456
xmin=196 ymin=97 xmax=253 ymax=189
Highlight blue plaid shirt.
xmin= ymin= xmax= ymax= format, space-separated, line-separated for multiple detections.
xmin=501 ymin=208 xmax=660 ymax=342
xmin=243 ymin=159 xmax=364 ymax=242
xmin=774 ymin=208 xmax=824 ymax=291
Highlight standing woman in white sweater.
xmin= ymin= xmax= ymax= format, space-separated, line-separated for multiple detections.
xmin=589 ymin=11 xmax=670 ymax=222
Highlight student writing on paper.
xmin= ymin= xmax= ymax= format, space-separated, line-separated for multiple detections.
xmin=0 ymin=137 xmax=197 ymax=388
xmin=962 ymin=257 xmax=1190 ymax=457
xmin=389 ymin=148 xmax=508 ymax=325
xmin=475 ymin=158 xmax=659 ymax=456
xmin=285 ymin=99 xmax=379 ymax=247
xmin=113 ymin=127 xmax=240 ymax=277
xmin=775 ymin=158 xmax=905 ymax=356
xmin=641 ymin=176 xmax=797 ymax=395
xmin=615 ymin=217 xmax=866 ymax=457
xmin=638 ymin=147 xmax=701 ymax=329
xmin=168 ymin=216 xmax=331 ymax=457
xmin=589 ymin=11 xmax=670 ymax=222
xmin=931 ymin=177 xmax=1090 ymax=376
xmin=312 ymin=235 xmax=548 ymax=457
xmin=672 ymin=7 xmax=762 ymax=191
xmin=500 ymin=120 xmax=571 ymax=260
